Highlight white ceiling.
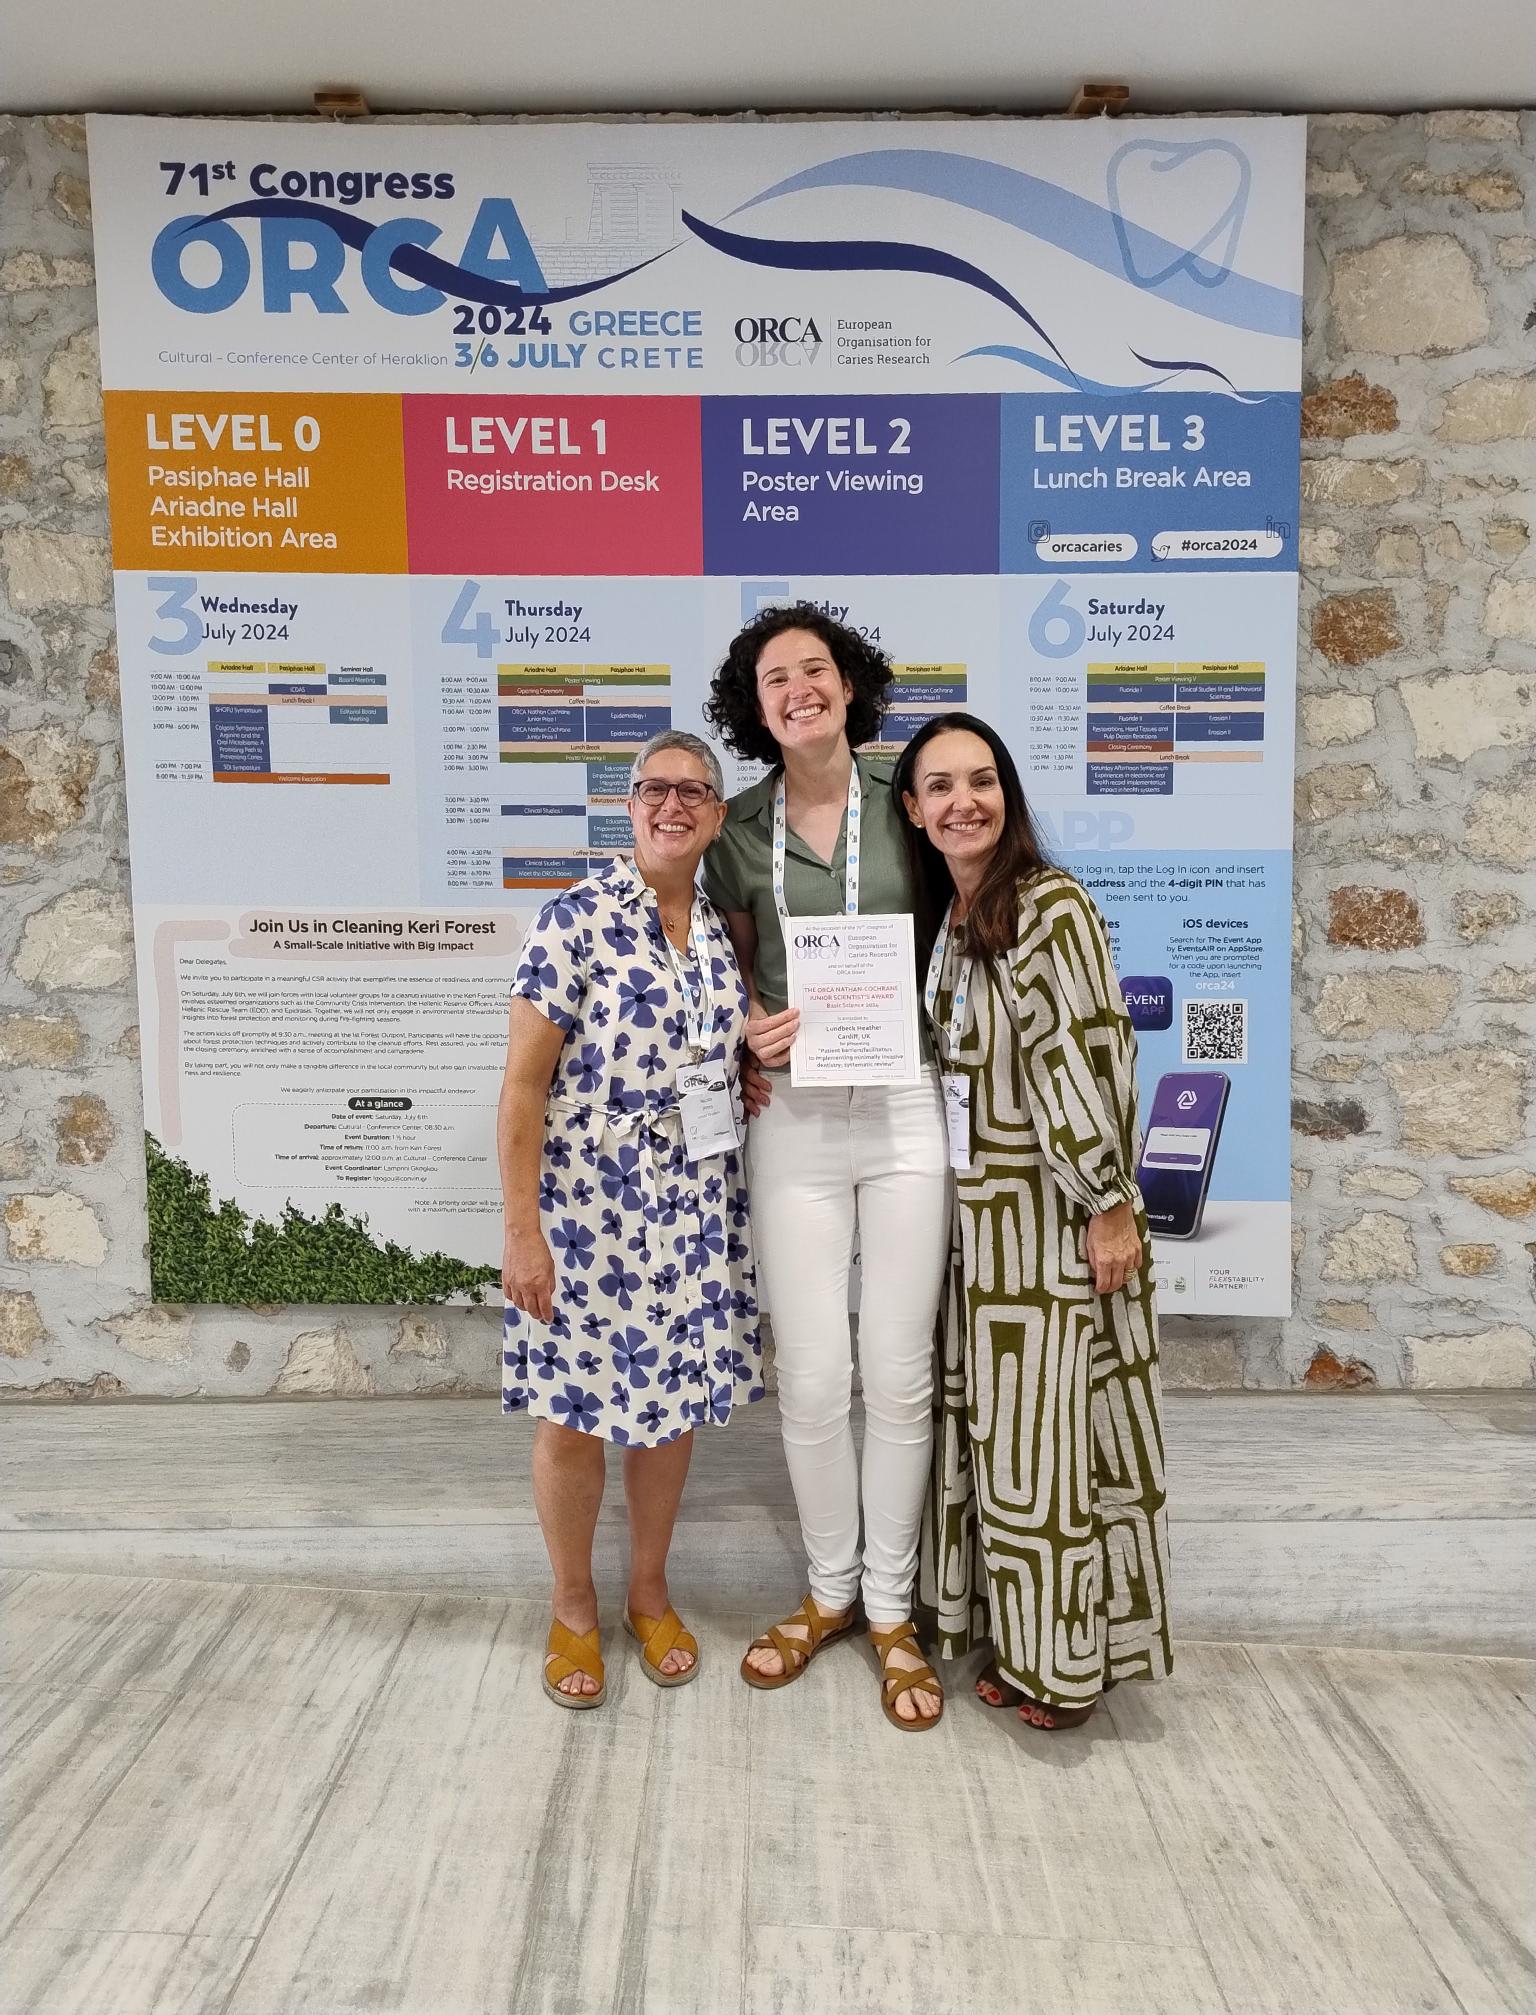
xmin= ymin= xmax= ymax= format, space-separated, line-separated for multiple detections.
xmin=7 ymin=0 xmax=1535 ymax=115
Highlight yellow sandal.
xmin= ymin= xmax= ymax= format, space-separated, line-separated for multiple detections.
xmin=542 ymin=1618 xmax=606 ymax=1710
xmin=740 ymin=1594 xmax=858 ymax=1690
xmin=869 ymin=1621 xmax=944 ymax=1732
xmin=624 ymin=1605 xmax=701 ymax=1688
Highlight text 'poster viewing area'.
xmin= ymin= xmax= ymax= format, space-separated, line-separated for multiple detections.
xmin=89 ymin=114 xmax=1303 ymax=1312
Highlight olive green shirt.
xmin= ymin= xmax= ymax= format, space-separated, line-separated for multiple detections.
xmin=703 ymin=754 xmax=929 ymax=1050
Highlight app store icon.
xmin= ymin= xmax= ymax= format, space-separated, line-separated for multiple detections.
xmin=1120 ymin=975 xmax=1174 ymax=1030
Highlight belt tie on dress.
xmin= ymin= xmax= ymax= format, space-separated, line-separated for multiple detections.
xmin=544 ymin=1091 xmax=689 ymax=1270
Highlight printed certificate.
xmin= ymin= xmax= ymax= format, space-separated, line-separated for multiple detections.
xmin=786 ymin=914 xmax=921 ymax=1088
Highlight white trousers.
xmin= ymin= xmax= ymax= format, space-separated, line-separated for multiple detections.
xmin=748 ymin=1071 xmax=951 ymax=1624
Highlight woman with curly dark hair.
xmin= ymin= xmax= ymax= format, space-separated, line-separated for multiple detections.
xmin=702 ymin=603 xmax=950 ymax=1730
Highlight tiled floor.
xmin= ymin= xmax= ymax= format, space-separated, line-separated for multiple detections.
xmin=2 ymin=1572 xmax=1532 ymax=2014
xmin=2 ymin=1393 xmax=1532 ymax=2012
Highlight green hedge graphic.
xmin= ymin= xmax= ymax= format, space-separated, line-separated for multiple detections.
xmin=146 ymin=1135 xmax=499 ymax=1305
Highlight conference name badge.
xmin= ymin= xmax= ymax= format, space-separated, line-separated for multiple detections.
xmin=677 ymin=1062 xmax=739 ymax=1162
xmin=942 ymin=1073 xmax=972 ymax=1172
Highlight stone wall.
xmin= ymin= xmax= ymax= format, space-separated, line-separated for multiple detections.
xmin=1 ymin=110 xmax=1532 ymax=1399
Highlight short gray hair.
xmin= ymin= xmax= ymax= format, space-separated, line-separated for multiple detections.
xmin=629 ymin=729 xmax=725 ymax=800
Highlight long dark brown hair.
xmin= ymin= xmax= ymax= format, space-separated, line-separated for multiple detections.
xmin=892 ymin=712 xmax=1056 ymax=959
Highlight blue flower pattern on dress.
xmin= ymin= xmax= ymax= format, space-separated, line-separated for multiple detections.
xmin=503 ymin=860 xmax=764 ymax=1445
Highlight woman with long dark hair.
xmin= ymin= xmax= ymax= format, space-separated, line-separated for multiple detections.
xmin=892 ymin=712 xmax=1172 ymax=1730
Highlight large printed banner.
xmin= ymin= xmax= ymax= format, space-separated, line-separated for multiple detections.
xmin=89 ymin=114 xmax=1302 ymax=1311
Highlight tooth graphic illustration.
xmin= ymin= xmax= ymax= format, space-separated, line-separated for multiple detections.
xmin=1107 ymin=138 xmax=1251 ymax=292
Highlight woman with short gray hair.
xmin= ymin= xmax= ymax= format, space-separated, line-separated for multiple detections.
xmin=498 ymin=729 xmax=762 ymax=1708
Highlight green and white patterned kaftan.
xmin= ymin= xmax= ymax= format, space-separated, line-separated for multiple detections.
xmin=918 ymin=871 xmax=1173 ymax=1707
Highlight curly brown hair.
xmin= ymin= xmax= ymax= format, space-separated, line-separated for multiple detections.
xmin=703 ymin=602 xmax=894 ymax=768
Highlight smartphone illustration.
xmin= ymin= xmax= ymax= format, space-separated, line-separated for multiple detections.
xmin=1136 ymin=1071 xmax=1230 ymax=1240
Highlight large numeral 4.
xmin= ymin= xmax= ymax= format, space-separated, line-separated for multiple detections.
xmin=440 ymin=579 xmax=496 ymax=658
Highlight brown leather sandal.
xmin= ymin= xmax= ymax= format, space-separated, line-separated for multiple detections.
xmin=542 ymin=1618 xmax=605 ymax=1709
xmin=624 ymin=1605 xmax=700 ymax=1689
xmin=868 ymin=1620 xmax=944 ymax=1732
xmin=740 ymin=1594 xmax=858 ymax=1690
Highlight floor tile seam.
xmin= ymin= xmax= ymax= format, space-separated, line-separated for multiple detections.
xmin=0 ymin=1581 xmax=258 ymax=1947
xmin=1242 ymin=1647 xmax=1480 ymax=2015
xmin=949 ymin=1690 xmax=1061 ymax=1941
xmin=211 ymin=1590 xmax=425 ymax=2015
xmin=742 ymin=1920 xmax=1215 ymax=1953
xmin=1102 ymin=1678 xmax=1240 ymax=2009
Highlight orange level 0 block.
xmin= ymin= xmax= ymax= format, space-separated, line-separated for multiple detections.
xmin=104 ymin=392 xmax=408 ymax=574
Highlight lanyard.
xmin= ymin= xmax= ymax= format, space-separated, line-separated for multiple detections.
xmin=771 ymin=761 xmax=862 ymax=921
xmin=922 ymin=899 xmax=973 ymax=1063
xmin=617 ymin=858 xmax=715 ymax=1057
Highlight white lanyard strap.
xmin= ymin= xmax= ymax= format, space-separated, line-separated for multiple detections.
xmin=923 ymin=899 xmax=973 ymax=1063
xmin=658 ymin=917 xmax=714 ymax=1057
xmin=617 ymin=858 xmax=714 ymax=1056
xmin=771 ymin=761 xmax=862 ymax=922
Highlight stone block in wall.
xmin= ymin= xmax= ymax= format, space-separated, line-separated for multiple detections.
xmin=1464 ymin=782 xmax=1536 ymax=868
xmin=1454 ymin=890 xmax=1524 ymax=942
xmin=1330 ymin=235 xmax=1489 ymax=356
xmin=98 ymin=1306 xmax=191 ymax=1364
xmin=1440 ymin=1243 xmax=1499 ymax=1277
xmin=1447 ymin=1171 xmax=1536 ymax=1218
xmin=0 ymin=1291 xmax=46 ymax=1358
xmin=54 ymin=1093 xmax=113 ymax=1165
xmin=1299 ymin=693 xmax=1375 ymax=747
xmin=0 ymin=727 xmax=96 ymax=848
xmin=1405 ymin=1326 xmax=1534 ymax=1388
xmin=0 ymin=1011 xmax=83 ymax=1066
xmin=1300 ymin=373 xmax=1397 ymax=438
xmin=1398 ymin=668 xmax=1536 ymax=763
xmin=1326 ymin=886 xmax=1423 ymax=950
xmin=1296 ymin=764 xmax=1383 ymax=821
xmin=1436 ymin=373 xmax=1536 ymax=443
xmin=1321 ymin=1211 xmax=1417 ymax=1282
xmin=1424 ymin=111 xmax=1522 ymax=141
xmin=1313 ymin=970 xmax=1456 ymax=1039
xmin=1341 ymin=1167 xmax=1424 ymax=1199
xmin=0 ymin=528 xmax=110 ymax=614
xmin=1300 ymin=458 xmax=1421 ymax=506
xmin=1384 ymin=1048 xmax=1528 ymax=1155
xmin=14 ymin=889 xmax=132 ymax=992
xmin=1400 ymin=167 xmax=1524 ymax=211
xmin=1313 ymin=590 xmax=1401 ymax=665
xmin=272 ymin=1326 xmax=375 ymax=1396
xmin=1484 ymin=578 xmax=1536 ymax=644
xmin=3 ymin=1192 xmax=107 ymax=1265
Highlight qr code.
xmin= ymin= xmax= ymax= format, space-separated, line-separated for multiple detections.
xmin=1182 ymin=997 xmax=1247 ymax=1064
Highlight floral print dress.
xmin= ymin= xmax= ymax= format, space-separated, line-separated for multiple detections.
xmin=503 ymin=857 xmax=764 ymax=1446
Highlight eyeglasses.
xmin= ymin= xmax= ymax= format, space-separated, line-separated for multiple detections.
xmin=632 ymin=779 xmax=719 ymax=809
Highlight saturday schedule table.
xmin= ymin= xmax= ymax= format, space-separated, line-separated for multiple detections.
xmin=90 ymin=114 xmax=1303 ymax=1310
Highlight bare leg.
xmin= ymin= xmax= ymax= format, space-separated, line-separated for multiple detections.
xmin=532 ymin=1418 xmax=606 ymax=1696
xmin=623 ymin=1429 xmax=696 ymax=1676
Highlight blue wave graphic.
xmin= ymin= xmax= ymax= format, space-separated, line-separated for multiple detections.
xmin=684 ymin=211 xmax=1246 ymax=395
xmin=731 ymin=148 xmax=1299 ymax=339
xmin=959 ymin=346 xmax=1261 ymax=400
xmin=194 ymin=198 xmax=667 ymax=307
xmin=1127 ymin=349 xmax=1262 ymax=400
xmin=681 ymin=208 xmax=1073 ymax=373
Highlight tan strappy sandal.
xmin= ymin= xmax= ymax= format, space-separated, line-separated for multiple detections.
xmin=739 ymin=1593 xmax=859 ymax=1690
xmin=869 ymin=1620 xmax=945 ymax=1732
xmin=542 ymin=1618 xmax=606 ymax=1709
xmin=624 ymin=1605 xmax=701 ymax=1688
